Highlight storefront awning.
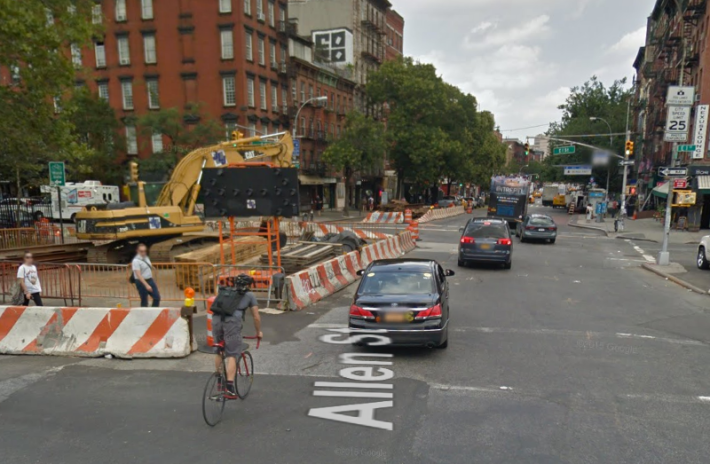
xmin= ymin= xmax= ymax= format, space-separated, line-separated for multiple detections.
xmin=652 ymin=182 xmax=669 ymax=199
xmin=697 ymin=175 xmax=710 ymax=194
xmin=298 ymin=174 xmax=323 ymax=186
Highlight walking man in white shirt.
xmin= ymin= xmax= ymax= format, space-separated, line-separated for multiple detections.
xmin=17 ymin=252 xmax=43 ymax=306
xmin=131 ymin=243 xmax=161 ymax=307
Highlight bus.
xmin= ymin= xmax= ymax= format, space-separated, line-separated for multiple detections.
xmin=488 ymin=176 xmax=531 ymax=225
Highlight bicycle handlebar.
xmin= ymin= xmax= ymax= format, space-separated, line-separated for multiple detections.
xmin=244 ymin=335 xmax=261 ymax=349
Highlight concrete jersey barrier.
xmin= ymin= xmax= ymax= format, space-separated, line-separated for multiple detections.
xmin=0 ymin=306 xmax=191 ymax=358
xmin=286 ymin=231 xmax=417 ymax=311
xmin=418 ymin=206 xmax=466 ymax=223
xmin=363 ymin=212 xmax=404 ymax=224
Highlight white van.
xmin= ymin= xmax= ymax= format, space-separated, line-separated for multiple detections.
xmin=41 ymin=181 xmax=120 ymax=222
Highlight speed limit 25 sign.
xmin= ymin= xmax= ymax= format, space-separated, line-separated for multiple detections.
xmin=664 ymin=105 xmax=691 ymax=142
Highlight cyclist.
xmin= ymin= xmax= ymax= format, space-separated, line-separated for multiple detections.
xmin=211 ymin=274 xmax=263 ymax=398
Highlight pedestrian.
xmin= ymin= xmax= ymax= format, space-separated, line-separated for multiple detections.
xmin=315 ymin=194 xmax=323 ymax=216
xmin=131 ymin=243 xmax=161 ymax=307
xmin=17 ymin=252 xmax=42 ymax=306
xmin=368 ymin=195 xmax=374 ymax=212
xmin=586 ymin=203 xmax=594 ymax=221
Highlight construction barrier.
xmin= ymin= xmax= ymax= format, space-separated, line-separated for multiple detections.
xmin=0 ymin=306 xmax=192 ymax=358
xmin=404 ymin=209 xmax=413 ymax=224
xmin=417 ymin=206 xmax=466 ymax=223
xmin=286 ymin=231 xmax=417 ymax=310
xmin=362 ymin=212 xmax=404 ymax=224
xmin=407 ymin=221 xmax=420 ymax=241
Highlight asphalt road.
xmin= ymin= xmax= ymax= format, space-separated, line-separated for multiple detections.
xmin=3 ymin=207 xmax=710 ymax=463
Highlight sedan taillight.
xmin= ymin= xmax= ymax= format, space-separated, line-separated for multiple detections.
xmin=415 ymin=304 xmax=442 ymax=320
xmin=497 ymin=238 xmax=512 ymax=246
xmin=461 ymin=237 xmax=475 ymax=244
xmin=349 ymin=305 xmax=375 ymax=320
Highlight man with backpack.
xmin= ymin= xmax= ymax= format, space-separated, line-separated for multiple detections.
xmin=211 ymin=274 xmax=263 ymax=398
xmin=131 ymin=243 xmax=161 ymax=307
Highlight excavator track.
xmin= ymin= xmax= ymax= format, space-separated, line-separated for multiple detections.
xmin=87 ymin=234 xmax=222 ymax=264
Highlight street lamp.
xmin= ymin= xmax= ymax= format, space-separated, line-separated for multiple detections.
xmin=589 ymin=116 xmax=613 ymax=200
xmin=518 ymin=165 xmax=529 ymax=175
xmin=293 ymin=96 xmax=328 ymax=138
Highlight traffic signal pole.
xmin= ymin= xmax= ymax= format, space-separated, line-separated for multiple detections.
xmin=619 ymin=96 xmax=632 ymax=233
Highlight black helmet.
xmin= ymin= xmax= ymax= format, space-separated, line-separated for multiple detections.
xmin=234 ymin=274 xmax=253 ymax=295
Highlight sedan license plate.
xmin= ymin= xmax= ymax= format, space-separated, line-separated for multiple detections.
xmin=538 ymin=228 xmax=546 ymax=232
xmin=383 ymin=312 xmax=406 ymax=323
xmin=480 ymin=244 xmax=491 ymax=250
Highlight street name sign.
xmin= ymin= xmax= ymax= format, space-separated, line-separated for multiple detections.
xmin=664 ymin=105 xmax=691 ymax=142
xmin=678 ymin=145 xmax=697 ymax=152
xmin=564 ymin=165 xmax=592 ymax=176
xmin=620 ymin=160 xmax=634 ymax=166
xmin=666 ymin=86 xmax=695 ymax=106
xmin=693 ymin=104 xmax=709 ymax=159
xmin=658 ymin=166 xmax=688 ymax=177
xmin=48 ymin=161 xmax=66 ymax=187
xmin=553 ymin=146 xmax=575 ymax=155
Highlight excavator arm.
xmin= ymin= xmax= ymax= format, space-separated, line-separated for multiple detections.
xmin=156 ymin=131 xmax=294 ymax=213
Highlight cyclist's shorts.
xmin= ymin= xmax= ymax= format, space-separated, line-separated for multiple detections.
xmin=212 ymin=315 xmax=243 ymax=358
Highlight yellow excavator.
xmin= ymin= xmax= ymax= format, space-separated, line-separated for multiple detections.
xmin=76 ymin=131 xmax=294 ymax=262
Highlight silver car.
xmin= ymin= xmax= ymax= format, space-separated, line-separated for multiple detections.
xmin=516 ymin=214 xmax=558 ymax=244
xmin=697 ymin=235 xmax=710 ymax=269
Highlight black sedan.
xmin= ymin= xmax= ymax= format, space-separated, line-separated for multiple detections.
xmin=350 ymin=259 xmax=453 ymax=349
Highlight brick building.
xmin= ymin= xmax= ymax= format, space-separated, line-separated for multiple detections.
xmin=384 ymin=9 xmax=404 ymax=61
xmin=504 ymin=139 xmax=528 ymax=166
xmin=287 ymin=34 xmax=356 ymax=210
xmin=76 ymin=0 xmax=291 ymax=159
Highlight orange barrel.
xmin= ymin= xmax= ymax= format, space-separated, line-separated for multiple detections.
xmin=409 ymin=221 xmax=420 ymax=241
xmin=404 ymin=209 xmax=413 ymax=224
xmin=206 ymin=296 xmax=215 ymax=348
xmin=467 ymin=206 xmax=473 ymax=214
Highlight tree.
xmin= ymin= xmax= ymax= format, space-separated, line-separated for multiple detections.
xmin=548 ymin=76 xmax=631 ymax=191
xmin=0 ymin=0 xmax=99 ymax=193
xmin=322 ymin=111 xmax=386 ymax=214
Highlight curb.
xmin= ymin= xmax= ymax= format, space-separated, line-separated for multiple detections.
xmin=568 ymin=221 xmax=609 ymax=237
xmin=614 ymin=235 xmax=659 ymax=243
xmin=640 ymin=263 xmax=708 ymax=295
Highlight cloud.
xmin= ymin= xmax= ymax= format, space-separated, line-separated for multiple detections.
xmin=608 ymin=26 xmax=646 ymax=55
xmin=464 ymin=15 xmax=550 ymax=49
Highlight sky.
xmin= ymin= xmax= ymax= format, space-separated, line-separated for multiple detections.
xmin=393 ymin=0 xmax=654 ymax=142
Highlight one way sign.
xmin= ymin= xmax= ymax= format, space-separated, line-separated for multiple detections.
xmin=658 ymin=166 xmax=688 ymax=177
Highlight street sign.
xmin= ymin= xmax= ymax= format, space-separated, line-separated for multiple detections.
xmin=293 ymin=139 xmax=300 ymax=158
xmin=592 ymin=151 xmax=610 ymax=166
xmin=693 ymin=105 xmax=709 ymax=160
xmin=620 ymin=160 xmax=634 ymax=166
xmin=553 ymin=146 xmax=575 ymax=155
xmin=48 ymin=161 xmax=66 ymax=186
xmin=673 ymin=178 xmax=688 ymax=189
xmin=666 ymin=86 xmax=695 ymax=106
xmin=664 ymin=105 xmax=691 ymax=142
xmin=678 ymin=145 xmax=697 ymax=152
xmin=564 ymin=165 xmax=592 ymax=176
xmin=658 ymin=166 xmax=688 ymax=177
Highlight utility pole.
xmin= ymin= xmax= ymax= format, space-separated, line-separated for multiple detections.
xmin=619 ymin=94 xmax=632 ymax=232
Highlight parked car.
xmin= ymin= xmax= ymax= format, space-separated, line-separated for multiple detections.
xmin=438 ymin=196 xmax=458 ymax=208
xmin=349 ymin=259 xmax=453 ymax=348
xmin=458 ymin=217 xmax=513 ymax=269
xmin=0 ymin=210 xmax=35 ymax=228
xmin=697 ymin=235 xmax=710 ymax=269
xmin=516 ymin=214 xmax=558 ymax=244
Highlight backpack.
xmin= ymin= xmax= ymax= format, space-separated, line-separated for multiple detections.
xmin=211 ymin=286 xmax=246 ymax=317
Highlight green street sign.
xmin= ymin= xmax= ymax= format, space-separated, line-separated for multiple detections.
xmin=678 ymin=144 xmax=697 ymax=152
xmin=553 ymin=146 xmax=576 ymax=155
xmin=48 ymin=161 xmax=66 ymax=187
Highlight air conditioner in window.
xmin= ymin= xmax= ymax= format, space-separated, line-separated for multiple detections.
xmin=119 ymin=57 xmax=130 ymax=65
xmin=271 ymin=61 xmax=278 ymax=69
xmin=257 ymin=12 xmax=266 ymax=22
xmin=116 ymin=13 xmax=126 ymax=21
xmin=696 ymin=94 xmax=701 ymax=102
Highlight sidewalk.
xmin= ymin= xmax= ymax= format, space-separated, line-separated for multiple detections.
xmin=570 ymin=215 xmax=708 ymax=244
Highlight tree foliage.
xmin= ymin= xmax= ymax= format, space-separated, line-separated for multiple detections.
xmin=322 ymin=111 xmax=386 ymax=213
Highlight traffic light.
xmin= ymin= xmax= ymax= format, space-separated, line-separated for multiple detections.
xmin=625 ymin=140 xmax=634 ymax=156
xmin=524 ymin=143 xmax=530 ymax=155
xmin=129 ymin=161 xmax=139 ymax=182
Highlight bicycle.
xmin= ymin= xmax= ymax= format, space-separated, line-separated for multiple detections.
xmin=202 ymin=335 xmax=260 ymax=427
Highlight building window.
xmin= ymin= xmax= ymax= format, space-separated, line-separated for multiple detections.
xmin=248 ymin=123 xmax=256 ymax=137
xmin=146 ymin=79 xmax=160 ymax=109
xmin=271 ymin=83 xmax=278 ymax=111
xmin=244 ymin=0 xmax=251 ymax=15
xmin=141 ymin=0 xmax=153 ymax=19
xmin=300 ymin=82 xmax=305 ymax=102
xmin=245 ymin=31 xmax=253 ymax=61
xmin=270 ymin=42 xmax=276 ymax=66
xmin=121 ymin=80 xmax=133 ymax=110
xmin=92 ymin=4 xmax=102 ymax=24
xmin=219 ymin=0 xmax=232 ymax=13
xmin=259 ymin=81 xmax=266 ymax=110
xmin=46 ymin=8 xmax=54 ymax=26
xmin=308 ymin=84 xmax=313 ymax=100
xmin=94 ymin=42 xmax=106 ymax=68
xmin=10 ymin=65 xmax=20 ymax=85
xmin=222 ymin=76 xmax=236 ymax=106
xmin=53 ymin=96 xmax=62 ymax=114
xmin=143 ymin=34 xmax=157 ymax=64
xmin=115 ymin=0 xmax=127 ymax=21
xmin=281 ymin=88 xmax=288 ymax=112
xmin=151 ymin=133 xmax=163 ymax=153
xmin=224 ymin=121 xmax=237 ymax=140
xmin=126 ymin=126 xmax=138 ymax=155
xmin=117 ymin=36 xmax=130 ymax=65
xmin=267 ymin=1 xmax=274 ymax=26
xmin=258 ymin=37 xmax=265 ymax=65
xmin=300 ymin=117 xmax=306 ymax=136
xmin=98 ymin=82 xmax=109 ymax=101
xmin=221 ymin=30 xmax=234 ymax=59
xmin=280 ymin=45 xmax=287 ymax=63
xmin=256 ymin=0 xmax=263 ymax=19
xmin=247 ymin=77 xmax=255 ymax=107
xmin=71 ymin=43 xmax=82 ymax=68
xmin=279 ymin=4 xmax=285 ymax=22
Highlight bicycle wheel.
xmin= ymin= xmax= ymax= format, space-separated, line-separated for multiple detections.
xmin=202 ymin=372 xmax=225 ymax=427
xmin=236 ymin=351 xmax=254 ymax=399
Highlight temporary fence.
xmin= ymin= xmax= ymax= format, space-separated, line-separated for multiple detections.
xmin=362 ymin=212 xmax=404 ymax=224
xmin=205 ymin=218 xmax=400 ymax=240
xmin=0 ymin=224 xmax=82 ymax=251
xmin=417 ymin=206 xmax=466 ymax=223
